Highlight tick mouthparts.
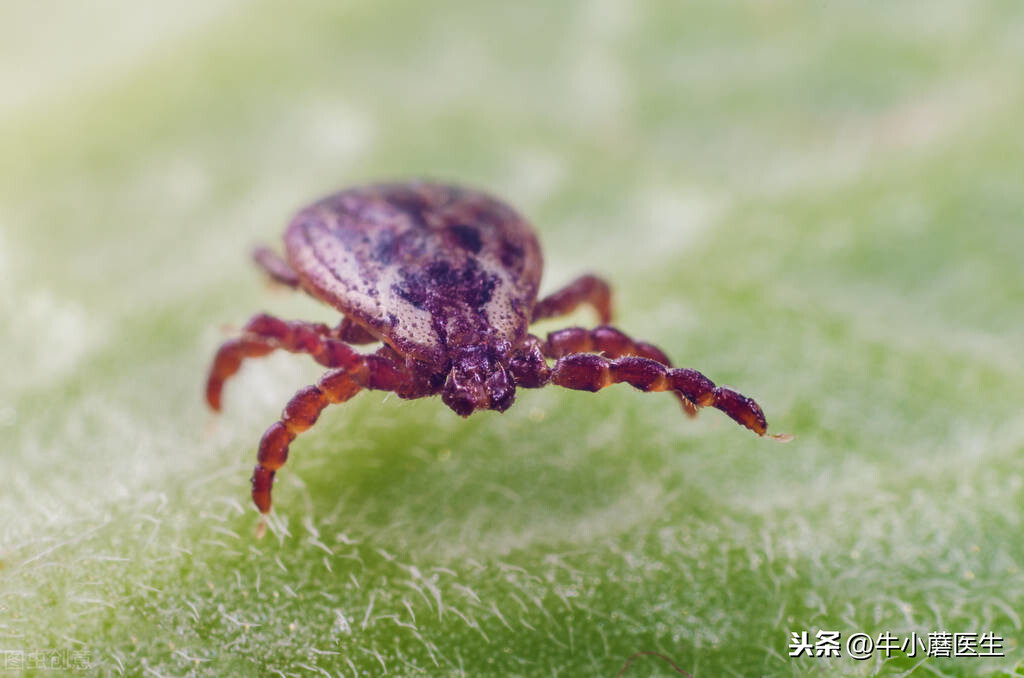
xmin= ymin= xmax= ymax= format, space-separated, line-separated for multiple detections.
xmin=441 ymin=370 xmax=488 ymax=416
xmin=485 ymin=366 xmax=516 ymax=412
xmin=768 ymin=432 xmax=795 ymax=442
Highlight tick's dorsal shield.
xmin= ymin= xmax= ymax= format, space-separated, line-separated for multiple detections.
xmin=284 ymin=182 xmax=542 ymax=368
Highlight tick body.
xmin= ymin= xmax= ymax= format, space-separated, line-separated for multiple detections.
xmin=206 ymin=181 xmax=787 ymax=516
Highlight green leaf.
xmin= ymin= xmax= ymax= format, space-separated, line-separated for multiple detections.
xmin=3 ymin=2 xmax=1023 ymax=676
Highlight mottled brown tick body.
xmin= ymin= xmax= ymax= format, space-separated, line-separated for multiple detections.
xmin=206 ymin=181 xmax=788 ymax=519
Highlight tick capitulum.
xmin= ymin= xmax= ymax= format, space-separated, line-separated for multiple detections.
xmin=206 ymin=181 xmax=789 ymax=518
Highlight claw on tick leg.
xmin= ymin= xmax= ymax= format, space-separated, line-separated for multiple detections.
xmin=768 ymin=432 xmax=794 ymax=442
xmin=255 ymin=517 xmax=267 ymax=540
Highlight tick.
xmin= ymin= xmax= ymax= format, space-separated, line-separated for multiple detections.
xmin=206 ymin=181 xmax=789 ymax=519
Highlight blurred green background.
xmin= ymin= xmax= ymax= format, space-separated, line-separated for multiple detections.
xmin=3 ymin=1 xmax=1024 ymax=676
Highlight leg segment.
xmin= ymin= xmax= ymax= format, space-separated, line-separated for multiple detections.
xmin=542 ymin=326 xmax=698 ymax=415
xmin=205 ymin=314 xmax=361 ymax=411
xmin=520 ymin=350 xmax=786 ymax=438
xmin=251 ymin=351 xmax=415 ymax=514
xmin=249 ymin=248 xmax=384 ymax=345
xmin=249 ymin=247 xmax=378 ymax=344
xmin=253 ymin=246 xmax=300 ymax=288
xmin=336 ymin=317 xmax=380 ymax=344
xmin=509 ymin=335 xmax=551 ymax=388
xmin=532 ymin=275 xmax=613 ymax=324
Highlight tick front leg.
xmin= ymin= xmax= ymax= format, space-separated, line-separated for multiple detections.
xmin=205 ymin=314 xmax=361 ymax=411
xmin=251 ymin=370 xmax=360 ymax=516
xmin=253 ymin=246 xmax=301 ymax=288
xmin=251 ymin=351 xmax=414 ymax=516
xmin=543 ymin=326 xmax=698 ymax=415
xmin=548 ymin=353 xmax=789 ymax=439
xmin=532 ymin=274 xmax=613 ymax=324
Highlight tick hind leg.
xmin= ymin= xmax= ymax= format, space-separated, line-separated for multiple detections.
xmin=532 ymin=274 xmax=613 ymax=324
xmin=335 ymin=317 xmax=380 ymax=344
xmin=250 ymin=248 xmax=379 ymax=346
xmin=253 ymin=246 xmax=301 ymax=288
xmin=251 ymin=349 xmax=414 ymax=517
xmin=542 ymin=326 xmax=698 ymax=415
xmin=206 ymin=314 xmax=365 ymax=411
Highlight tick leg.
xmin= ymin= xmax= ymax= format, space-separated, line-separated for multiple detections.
xmin=336 ymin=317 xmax=380 ymax=344
xmin=542 ymin=326 xmax=698 ymax=415
xmin=251 ymin=351 xmax=413 ymax=515
xmin=532 ymin=274 xmax=613 ymax=324
xmin=253 ymin=246 xmax=300 ymax=288
xmin=205 ymin=314 xmax=362 ymax=411
xmin=543 ymin=353 xmax=785 ymax=438
xmin=250 ymin=247 xmax=381 ymax=346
